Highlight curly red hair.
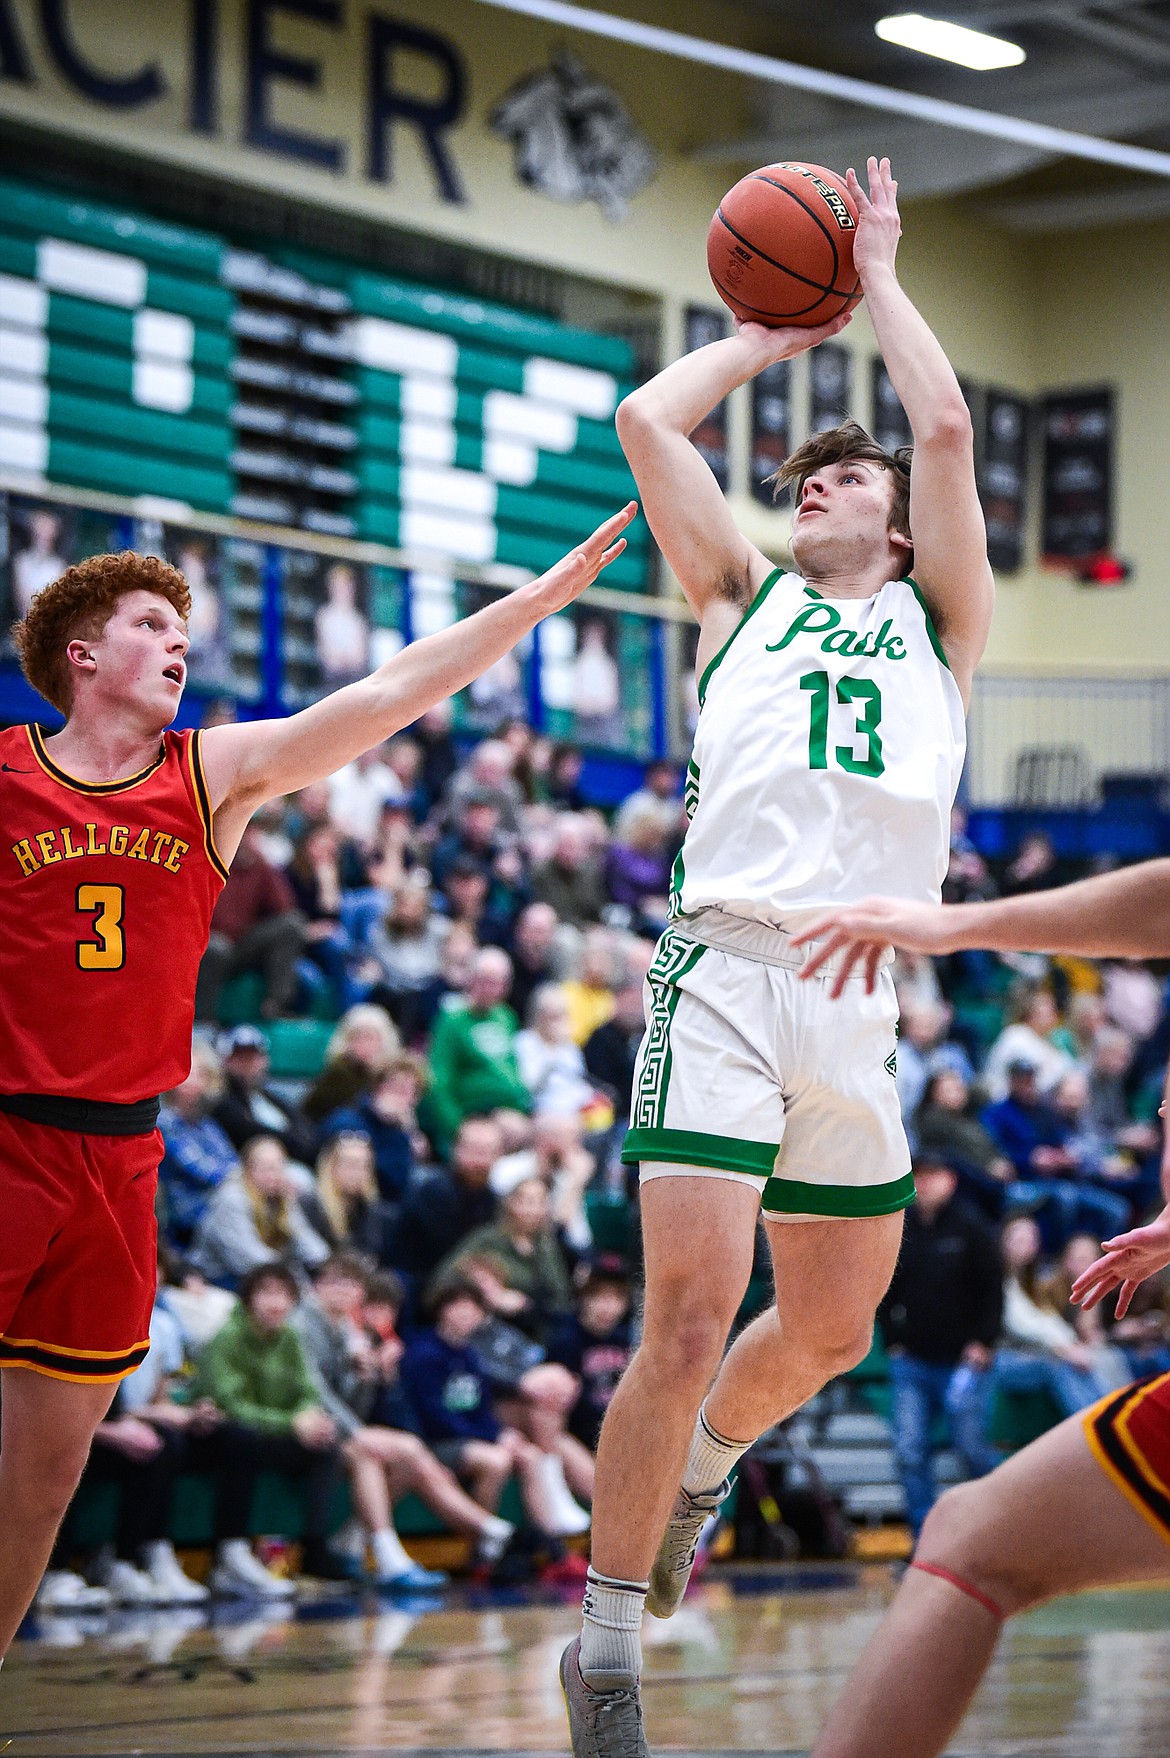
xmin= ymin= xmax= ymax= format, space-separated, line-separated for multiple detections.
xmin=14 ymin=551 xmax=191 ymax=715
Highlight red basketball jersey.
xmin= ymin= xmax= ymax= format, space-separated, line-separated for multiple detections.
xmin=0 ymin=723 xmax=227 ymax=1103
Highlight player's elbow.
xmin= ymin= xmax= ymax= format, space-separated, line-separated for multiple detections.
xmin=918 ymin=399 xmax=973 ymax=452
xmin=616 ymin=391 xmax=654 ymax=445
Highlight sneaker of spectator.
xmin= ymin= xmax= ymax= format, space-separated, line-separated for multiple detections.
xmin=213 ymin=1025 xmax=317 ymax=1164
xmin=158 ymin=1041 xmax=237 ymax=1248
xmin=189 ymin=1134 xmax=331 ymax=1289
xmin=195 ymin=821 xmax=306 ymax=1023
xmin=35 ymin=1570 xmax=112 ymax=1612
xmin=303 ymin=1005 xmax=401 ymax=1124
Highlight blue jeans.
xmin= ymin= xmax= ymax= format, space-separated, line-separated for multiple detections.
xmin=1006 ymin=1180 xmax=1131 ymax=1253
xmin=889 ymin=1353 xmax=1000 ymax=1537
xmin=989 ymin=1348 xmax=1108 ymax=1419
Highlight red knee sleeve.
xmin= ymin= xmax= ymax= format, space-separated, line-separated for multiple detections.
xmin=910 ymin=1559 xmax=1005 ymax=1622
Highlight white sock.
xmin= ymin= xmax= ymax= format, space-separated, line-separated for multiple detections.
xmin=371 ymin=1527 xmax=412 ymax=1578
xmin=217 ymin=1538 xmax=254 ymax=1566
xmin=477 ymin=1515 xmax=514 ymax=1563
xmin=579 ymin=1567 xmax=648 ymax=1681
xmin=681 ymin=1402 xmax=753 ymax=1497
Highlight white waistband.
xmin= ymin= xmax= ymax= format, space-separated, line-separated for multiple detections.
xmin=673 ymin=906 xmax=893 ymax=979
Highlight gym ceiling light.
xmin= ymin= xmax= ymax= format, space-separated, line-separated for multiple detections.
xmin=875 ymin=13 xmax=1027 ymax=71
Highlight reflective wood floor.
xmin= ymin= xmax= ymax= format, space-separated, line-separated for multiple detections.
xmin=3 ymin=1566 xmax=1170 ymax=1756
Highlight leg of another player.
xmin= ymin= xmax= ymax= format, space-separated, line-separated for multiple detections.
xmin=0 ymin=1368 xmax=118 ymax=1656
xmin=702 ymin=1212 xmax=903 ymax=1443
xmin=589 ymin=1175 xmax=760 ymax=1582
xmin=811 ymin=1412 xmax=1170 ymax=1758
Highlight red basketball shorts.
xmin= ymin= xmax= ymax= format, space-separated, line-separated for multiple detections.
xmin=1084 ymin=1371 xmax=1170 ymax=1546
xmin=0 ymin=1110 xmax=160 ymax=1382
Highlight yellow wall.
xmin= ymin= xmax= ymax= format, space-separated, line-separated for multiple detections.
xmin=2 ymin=0 xmax=1168 ymax=670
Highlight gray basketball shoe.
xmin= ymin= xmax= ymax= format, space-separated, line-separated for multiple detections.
xmin=646 ymin=1478 xmax=730 ymax=1618
xmin=560 ymin=1635 xmax=650 ymax=1758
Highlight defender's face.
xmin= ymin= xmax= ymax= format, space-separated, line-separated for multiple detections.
xmin=84 ymin=589 xmax=189 ymax=722
xmin=789 ymin=460 xmax=907 ymax=577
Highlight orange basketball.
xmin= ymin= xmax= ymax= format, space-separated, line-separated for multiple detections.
xmin=707 ymin=162 xmax=862 ymax=328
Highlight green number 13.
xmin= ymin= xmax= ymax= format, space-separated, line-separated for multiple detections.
xmin=799 ymin=671 xmax=884 ymax=777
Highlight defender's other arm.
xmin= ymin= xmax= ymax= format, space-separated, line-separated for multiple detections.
xmin=848 ymin=157 xmax=993 ymax=702
xmin=200 ymin=505 xmax=635 ymax=847
xmin=615 ymin=317 xmax=850 ymax=631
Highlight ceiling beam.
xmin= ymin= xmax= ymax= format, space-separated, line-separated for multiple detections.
xmin=470 ymin=0 xmax=1170 ymax=178
xmin=985 ymin=178 xmax=1170 ymax=227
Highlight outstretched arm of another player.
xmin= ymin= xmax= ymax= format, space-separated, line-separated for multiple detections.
xmin=847 ymin=157 xmax=993 ymax=702
xmin=199 ymin=505 xmax=636 ymax=851
xmin=792 ymin=857 xmax=1170 ymax=998
xmin=615 ymin=315 xmax=851 ymax=625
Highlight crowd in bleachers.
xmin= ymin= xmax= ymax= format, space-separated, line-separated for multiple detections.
xmin=38 ymin=709 xmax=1170 ymax=1609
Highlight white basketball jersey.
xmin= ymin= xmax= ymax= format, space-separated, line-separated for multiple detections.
xmin=672 ymin=568 xmax=966 ymax=927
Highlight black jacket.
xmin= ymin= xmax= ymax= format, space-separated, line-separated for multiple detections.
xmin=878 ymin=1197 xmax=1003 ymax=1366
xmin=388 ymin=1166 xmax=496 ymax=1281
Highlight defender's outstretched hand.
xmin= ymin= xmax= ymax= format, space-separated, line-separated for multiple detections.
xmin=529 ymin=502 xmax=638 ymax=615
xmin=846 ymin=156 xmax=902 ymax=283
xmin=1071 ymin=1208 xmax=1170 ymax=1319
xmin=791 ymin=897 xmax=958 ymax=999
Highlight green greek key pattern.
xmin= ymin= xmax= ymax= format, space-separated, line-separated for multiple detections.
xmin=631 ymin=932 xmax=706 ymax=1132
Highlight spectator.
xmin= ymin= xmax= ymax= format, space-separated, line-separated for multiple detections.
xmin=990 ymin=1216 xmax=1126 ymax=1418
xmin=604 ymin=803 xmax=672 ymax=926
xmin=284 ymin=823 xmax=352 ymax=1009
xmin=895 ymin=997 xmax=972 ymax=1125
xmin=516 ymin=985 xmax=598 ymax=1118
xmin=444 ymin=739 xmax=525 ymax=832
xmin=982 ymin=1061 xmax=1130 ymax=1249
xmin=301 ymin=1133 xmax=394 ymax=1261
xmin=212 ymin=1024 xmax=317 ymax=1164
xmin=431 ymin=795 xmax=507 ymax=892
xmin=547 ymin=743 xmax=587 ymax=811
xmin=158 ymin=1041 xmax=237 ymax=1247
xmin=492 ymin=1112 xmax=597 ymax=1258
xmin=430 ymin=1173 xmax=574 ymax=1344
xmin=561 ymin=928 xmax=624 ymax=1047
xmin=382 ymin=734 xmax=429 ymax=823
xmin=613 ymin=760 xmax=684 ymax=849
xmin=509 ymin=901 xmax=571 ymax=1025
xmin=327 ymin=743 xmax=405 ymax=847
xmin=196 ymin=821 xmax=305 ymax=1021
xmin=913 ymin=1069 xmax=1013 ymax=1216
xmin=193 ymin=1263 xmax=345 ymax=1581
xmin=390 ymin=1114 xmax=503 ymax=1282
xmin=999 ymin=829 xmax=1065 ymax=896
xmin=190 ymin=1134 xmax=330 ymax=1289
xmin=399 ymin=1280 xmax=569 ymax=1540
xmin=360 ymin=883 xmax=449 ymax=1042
xmin=303 ymin=1004 xmax=400 ymax=1123
xmin=877 ymin=1155 xmax=1003 ymax=1537
xmin=548 ymin=1263 xmax=635 ymax=1450
xmin=319 ymin=1054 xmax=427 ymax=1202
xmin=531 ymin=815 xmax=607 ymax=928
xmin=982 ymin=985 xmax=1075 ymax=1102
xmin=412 ymin=702 xmax=459 ymax=814
xmin=426 ymin=949 xmax=531 ymax=1152
xmin=292 ymin=1255 xmax=503 ymax=1588
xmin=584 ymin=978 xmax=646 ymax=1121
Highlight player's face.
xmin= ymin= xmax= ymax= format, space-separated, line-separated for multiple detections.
xmin=87 ymin=589 xmax=189 ymax=724
xmin=790 ymin=460 xmax=908 ymax=578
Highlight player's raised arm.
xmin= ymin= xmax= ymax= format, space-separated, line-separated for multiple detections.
xmin=846 ymin=157 xmax=993 ymax=703
xmin=199 ymin=504 xmax=635 ymax=851
xmin=615 ymin=316 xmax=851 ymax=626
xmin=793 ymin=857 xmax=1170 ymax=997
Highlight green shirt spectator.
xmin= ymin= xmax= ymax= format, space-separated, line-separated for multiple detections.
xmin=426 ymin=948 xmax=531 ymax=1151
xmin=195 ymin=1296 xmax=321 ymax=1437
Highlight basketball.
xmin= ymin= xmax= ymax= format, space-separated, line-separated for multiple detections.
xmin=707 ymin=161 xmax=862 ymax=328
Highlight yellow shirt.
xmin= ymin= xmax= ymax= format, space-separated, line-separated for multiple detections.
xmin=560 ymin=979 xmax=615 ymax=1047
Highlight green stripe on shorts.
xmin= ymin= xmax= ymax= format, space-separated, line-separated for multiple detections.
xmin=761 ymin=1171 xmax=915 ymax=1218
xmin=630 ymin=935 xmax=706 ymax=1132
xmin=622 ymin=1126 xmax=779 ymax=1178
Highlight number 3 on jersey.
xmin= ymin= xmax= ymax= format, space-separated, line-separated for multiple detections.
xmin=800 ymin=671 xmax=884 ymax=777
xmin=76 ymin=882 xmax=126 ymax=970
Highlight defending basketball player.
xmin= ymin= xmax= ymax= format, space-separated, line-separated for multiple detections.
xmin=560 ymin=156 xmax=995 ymax=1757
xmin=783 ymin=860 xmax=1170 ymax=1758
xmin=0 ymin=501 xmax=635 ymax=1660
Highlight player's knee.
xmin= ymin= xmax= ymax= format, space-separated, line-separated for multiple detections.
xmin=521 ymin=1362 xmax=578 ymax=1411
xmin=5 ymin=1434 xmax=89 ymax=1515
xmin=798 ymin=1312 xmax=874 ymax=1379
xmin=643 ymin=1300 xmax=729 ymax=1386
xmin=918 ymin=1483 xmax=1035 ymax=1618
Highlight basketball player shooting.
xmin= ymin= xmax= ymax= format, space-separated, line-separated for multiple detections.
xmin=561 ymin=157 xmax=995 ymax=1757
xmin=785 ymin=861 xmax=1170 ymax=1758
xmin=0 ymin=500 xmax=635 ymax=1660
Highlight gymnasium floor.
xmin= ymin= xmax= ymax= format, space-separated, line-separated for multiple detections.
xmin=3 ymin=1565 xmax=1169 ymax=1757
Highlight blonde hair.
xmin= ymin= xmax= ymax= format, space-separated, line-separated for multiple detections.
xmin=315 ymin=1135 xmax=378 ymax=1242
xmin=327 ymin=1003 xmax=400 ymax=1068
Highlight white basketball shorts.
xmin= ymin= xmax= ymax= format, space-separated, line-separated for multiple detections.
xmin=621 ymin=910 xmax=912 ymax=1222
